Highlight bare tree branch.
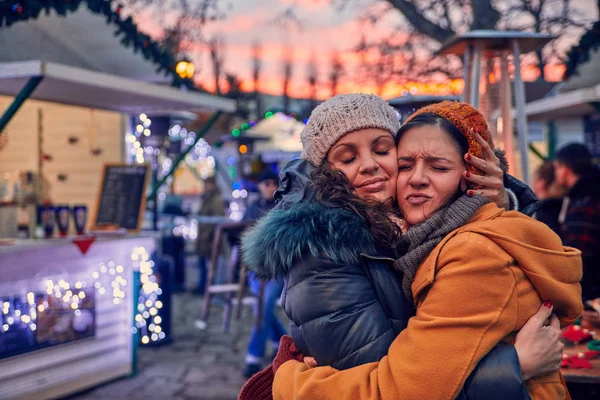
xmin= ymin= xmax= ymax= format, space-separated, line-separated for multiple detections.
xmin=386 ymin=0 xmax=455 ymax=42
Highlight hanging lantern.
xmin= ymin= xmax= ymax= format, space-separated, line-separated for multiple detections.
xmin=176 ymin=61 xmax=195 ymax=79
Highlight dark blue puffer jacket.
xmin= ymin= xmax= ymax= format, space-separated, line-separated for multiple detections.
xmin=242 ymin=158 xmax=536 ymax=399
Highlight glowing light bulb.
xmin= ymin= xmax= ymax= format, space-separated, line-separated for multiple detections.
xmin=141 ymin=336 xmax=150 ymax=344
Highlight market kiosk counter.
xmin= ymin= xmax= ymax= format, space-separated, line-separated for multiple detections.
xmin=0 ymin=235 xmax=156 ymax=399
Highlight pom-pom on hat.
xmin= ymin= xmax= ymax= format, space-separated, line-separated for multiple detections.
xmin=403 ymin=101 xmax=494 ymax=176
xmin=301 ymin=94 xmax=401 ymax=167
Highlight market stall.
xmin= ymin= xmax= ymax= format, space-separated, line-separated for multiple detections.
xmin=0 ymin=3 xmax=235 ymax=397
xmin=0 ymin=59 xmax=234 ymax=398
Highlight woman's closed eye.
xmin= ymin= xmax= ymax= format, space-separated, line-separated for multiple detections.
xmin=341 ymin=156 xmax=356 ymax=165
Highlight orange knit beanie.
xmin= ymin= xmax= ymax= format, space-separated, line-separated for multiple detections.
xmin=403 ymin=101 xmax=494 ymax=176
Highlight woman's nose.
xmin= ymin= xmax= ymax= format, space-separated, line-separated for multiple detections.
xmin=409 ymin=164 xmax=428 ymax=187
xmin=359 ymin=155 xmax=380 ymax=174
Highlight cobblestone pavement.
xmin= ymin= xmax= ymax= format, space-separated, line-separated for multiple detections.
xmin=68 ymin=291 xmax=277 ymax=400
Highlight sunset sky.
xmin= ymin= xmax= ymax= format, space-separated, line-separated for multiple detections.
xmin=133 ymin=0 xmax=597 ymax=99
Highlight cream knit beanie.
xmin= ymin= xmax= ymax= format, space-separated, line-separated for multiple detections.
xmin=300 ymin=94 xmax=401 ymax=166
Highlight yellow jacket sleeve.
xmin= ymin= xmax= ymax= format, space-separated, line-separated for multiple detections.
xmin=273 ymin=232 xmax=520 ymax=400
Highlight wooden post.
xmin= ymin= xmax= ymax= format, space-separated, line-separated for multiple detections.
xmin=37 ymin=108 xmax=43 ymax=200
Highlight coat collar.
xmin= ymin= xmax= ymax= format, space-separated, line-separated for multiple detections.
xmin=241 ymin=201 xmax=391 ymax=279
xmin=411 ymin=203 xmax=503 ymax=300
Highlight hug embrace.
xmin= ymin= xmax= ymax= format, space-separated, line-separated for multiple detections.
xmin=240 ymin=95 xmax=583 ymax=400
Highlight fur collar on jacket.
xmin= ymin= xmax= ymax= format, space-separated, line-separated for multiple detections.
xmin=241 ymin=202 xmax=390 ymax=280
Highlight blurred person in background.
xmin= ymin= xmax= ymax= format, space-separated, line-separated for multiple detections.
xmin=532 ymin=161 xmax=565 ymax=234
xmin=244 ymin=171 xmax=280 ymax=220
xmin=554 ymin=143 xmax=600 ymax=301
xmin=194 ymin=176 xmax=225 ymax=295
xmin=243 ymin=170 xmax=287 ymax=378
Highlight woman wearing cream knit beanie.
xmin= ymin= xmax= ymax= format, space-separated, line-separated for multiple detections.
xmin=300 ymin=93 xmax=401 ymax=167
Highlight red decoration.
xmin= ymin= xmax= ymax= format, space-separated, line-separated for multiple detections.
xmin=144 ymin=40 xmax=150 ymax=48
xmin=562 ymin=325 xmax=594 ymax=343
xmin=72 ymin=236 xmax=96 ymax=255
xmin=68 ymin=136 xmax=79 ymax=144
xmin=561 ymin=351 xmax=600 ymax=369
xmin=41 ymin=154 xmax=53 ymax=161
xmin=91 ymin=147 xmax=103 ymax=156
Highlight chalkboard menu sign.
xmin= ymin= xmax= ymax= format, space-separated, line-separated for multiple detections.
xmin=92 ymin=164 xmax=150 ymax=232
xmin=584 ymin=115 xmax=600 ymax=159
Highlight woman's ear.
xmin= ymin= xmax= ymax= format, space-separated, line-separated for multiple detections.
xmin=460 ymin=176 xmax=468 ymax=192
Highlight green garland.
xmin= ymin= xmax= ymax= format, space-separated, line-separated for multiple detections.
xmin=0 ymin=0 xmax=195 ymax=90
xmin=564 ymin=20 xmax=600 ymax=80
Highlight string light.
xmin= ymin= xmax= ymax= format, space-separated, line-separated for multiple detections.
xmin=2 ymin=246 xmax=164 ymax=342
xmin=132 ymin=247 xmax=165 ymax=344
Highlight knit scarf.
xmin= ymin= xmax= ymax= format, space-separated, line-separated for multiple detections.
xmin=394 ymin=195 xmax=491 ymax=304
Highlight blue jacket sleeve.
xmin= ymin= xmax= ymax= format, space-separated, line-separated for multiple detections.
xmin=458 ymin=344 xmax=530 ymax=400
xmin=282 ymin=256 xmax=400 ymax=370
xmin=504 ymin=174 xmax=539 ymax=217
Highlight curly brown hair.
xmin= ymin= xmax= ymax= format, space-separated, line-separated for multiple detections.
xmin=309 ymin=162 xmax=404 ymax=252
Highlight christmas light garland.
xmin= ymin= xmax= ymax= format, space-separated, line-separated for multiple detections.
xmin=0 ymin=0 xmax=194 ymax=89
xmin=0 ymin=246 xmax=166 ymax=345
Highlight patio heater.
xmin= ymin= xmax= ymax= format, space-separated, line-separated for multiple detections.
xmin=437 ymin=31 xmax=555 ymax=183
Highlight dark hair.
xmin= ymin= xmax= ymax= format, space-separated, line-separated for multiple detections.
xmin=258 ymin=170 xmax=280 ymax=185
xmin=555 ymin=143 xmax=592 ymax=176
xmin=396 ymin=113 xmax=469 ymax=156
xmin=535 ymin=161 xmax=555 ymax=187
xmin=310 ymin=163 xmax=403 ymax=250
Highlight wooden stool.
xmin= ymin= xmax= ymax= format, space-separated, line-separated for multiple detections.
xmin=236 ymin=265 xmax=265 ymax=329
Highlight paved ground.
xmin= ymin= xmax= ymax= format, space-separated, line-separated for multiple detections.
xmin=68 ymin=290 xmax=278 ymax=400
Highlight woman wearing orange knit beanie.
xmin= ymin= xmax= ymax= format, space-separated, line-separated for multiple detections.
xmin=240 ymin=96 xmax=567 ymax=400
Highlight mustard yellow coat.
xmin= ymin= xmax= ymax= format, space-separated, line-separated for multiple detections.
xmin=274 ymin=203 xmax=583 ymax=400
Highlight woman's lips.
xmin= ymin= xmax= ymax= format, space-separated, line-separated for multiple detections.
xmin=360 ymin=180 xmax=386 ymax=192
xmin=406 ymin=195 xmax=431 ymax=205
